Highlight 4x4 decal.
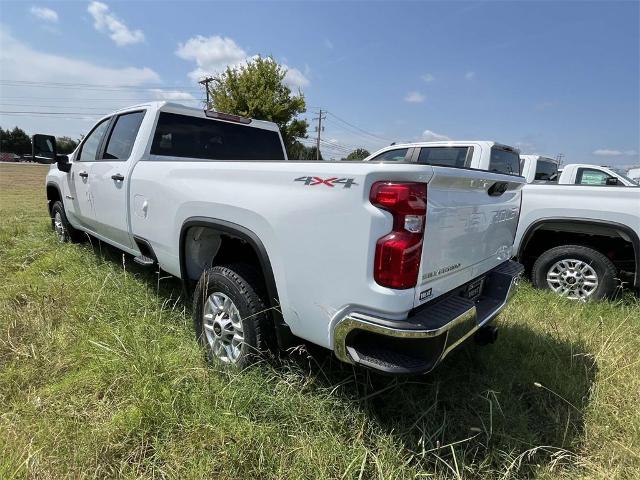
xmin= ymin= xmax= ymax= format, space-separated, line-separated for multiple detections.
xmin=294 ymin=176 xmax=358 ymax=188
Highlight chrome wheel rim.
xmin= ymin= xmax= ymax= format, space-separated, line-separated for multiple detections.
xmin=202 ymin=292 xmax=244 ymax=363
xmin=546 ymin=258 xmax=598 ymax=300
xmin=53 ymin=211 xmax=66 ymax=242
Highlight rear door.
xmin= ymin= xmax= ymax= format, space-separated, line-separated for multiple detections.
xmin=88 ymin=110 xmax=146 ymax=250
xmin=415 ymin=158 xmax=524 ymax=305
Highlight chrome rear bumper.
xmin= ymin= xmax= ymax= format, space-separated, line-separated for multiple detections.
xmin=333 ymin=260 xmax=524 ymax=374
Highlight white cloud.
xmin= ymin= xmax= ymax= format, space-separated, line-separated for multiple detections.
xmin=88 ymin=1 xmax=144 ymax=46
xmin=282 ymin=64 xmax=310 ymax=89
xmin=421 ymin=129 xmax=451 ymax=142
xmin=150 ymin=89 xmax=197 ymax=101
xmin=324 ymin=39 xmax=334 ymax=49
xmin=404 ymin=91 xmax=425 ymax=103
xmin=176 ymin=34 xmax=310 ymax=88
xmin=30 ymin=6 xmax=58 ymax=22
xmin=421 ymin=73 xmax=434 ymax=83
xmin=176 ymin=35 xmax=248 ymax=80
xmin=0 ymin=28 xmax=161 ymax=137
xmin=593 ymin=149 xmax=638 ymax=157
xmin=465 ymin=71 xmax=476 ymax=80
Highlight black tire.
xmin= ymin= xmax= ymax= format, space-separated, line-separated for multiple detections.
xmin=192 ymin=263 xmax=274 ymax=368
xmin=51 ymin=200 xmax=82 ymax=242
xmin=531 ymin=244 xmax=617 ymax=300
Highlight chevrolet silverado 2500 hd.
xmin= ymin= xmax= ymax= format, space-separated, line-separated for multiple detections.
xmin=37 ymin=102 xmax=524 ymax=374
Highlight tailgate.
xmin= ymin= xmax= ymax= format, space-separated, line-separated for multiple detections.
xmin=415 ymin=166 xmax=524 ymax=306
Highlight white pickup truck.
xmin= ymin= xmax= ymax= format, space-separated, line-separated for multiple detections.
xmin=513 ymin=156 xmax=639 ymax=299
xmin=36 ymin=102 xmax=525 ymax=374
xmin=520 ymin=155 xmax=639 ymax=187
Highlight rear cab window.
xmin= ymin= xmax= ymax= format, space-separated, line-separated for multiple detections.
xmin=534 ymin=160 xmax=558 ymax=182
xmin=489 ymin=146 xmax=521 ymax=176
xmin=150 ymin=112 xmax=285 ymax=160
xmin=418 ymin=147 xmax=473 ymax=168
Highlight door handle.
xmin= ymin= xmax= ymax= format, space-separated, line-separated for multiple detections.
xmin=79 ymin=171 xmax=88 ymax=178
xmin=111 ymin=173 xmax=125 ymax=181
xmin=488 ymin=182 xmax=508 ymax=196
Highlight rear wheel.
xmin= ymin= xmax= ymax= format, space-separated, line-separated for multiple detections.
xmin=193 ymin=263 xmax=274 ymax=367
xmin=532 ymin=245 xmax=617 ymax=300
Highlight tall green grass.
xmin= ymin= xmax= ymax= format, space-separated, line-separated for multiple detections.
xmin=1 ymin=164 xmax=638 ymax=479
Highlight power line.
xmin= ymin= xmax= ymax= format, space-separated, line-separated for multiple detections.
xmin=0 ymin=79 xmax=201 ymax=92
xmin=324 ymin=111 xmax=393 ymax=143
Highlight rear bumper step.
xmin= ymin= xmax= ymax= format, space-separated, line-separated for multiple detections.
xmin=333 ymin=260 xmax=524 ymax=375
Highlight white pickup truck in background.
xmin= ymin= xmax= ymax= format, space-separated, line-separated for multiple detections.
xmin=36 ymin=102 xmax=525 ymax=375
xmin=516 ymin=156 xmax=639 ymax=299
xmin=520 ymin=155 xmax=639 ymax=187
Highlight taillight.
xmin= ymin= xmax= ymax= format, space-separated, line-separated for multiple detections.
xmin=370 ymin=182 xmax=427 ymax=289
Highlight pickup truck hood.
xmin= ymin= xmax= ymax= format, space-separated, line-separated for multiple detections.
xmin=415 ymin=167 xmax=524 ymax=306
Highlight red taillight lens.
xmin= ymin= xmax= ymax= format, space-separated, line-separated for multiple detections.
xmin=370 ymin=181 xmax=427 ymax=289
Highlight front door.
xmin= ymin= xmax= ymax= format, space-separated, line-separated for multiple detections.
xmin=66 ymin=117 xmax=111 ymax=231
xmin=88 ymin=110 xmax=146 ymax=250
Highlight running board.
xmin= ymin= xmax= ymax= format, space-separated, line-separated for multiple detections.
xmin=133 ymin=254 xmax=155 ymax=267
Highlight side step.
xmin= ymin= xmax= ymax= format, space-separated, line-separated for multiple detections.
xmin=133 ymin=254 xmax=155 ymax=267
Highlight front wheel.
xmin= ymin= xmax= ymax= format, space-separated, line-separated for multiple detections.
xmin=531 ymin=245 xmax=617 ymax=301
xmin=192 ymin=263 xmax=274 ymax=368
xmin=51 ymin=200 xmax=82 ymax=243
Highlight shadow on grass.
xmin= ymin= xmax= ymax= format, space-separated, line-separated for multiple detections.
xmin=88 ymin=236 xmax=597 ymax=476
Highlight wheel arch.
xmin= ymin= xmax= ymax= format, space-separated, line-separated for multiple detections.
xmin=46 ymin=182 xmax=62 ymax=216
xmin=518 ymin=217 xmax=639 ymax=288
xmin=179 ymin=217 xmax=292 ymax=347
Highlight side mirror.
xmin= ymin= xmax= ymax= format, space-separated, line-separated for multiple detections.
xmin=32 ymin=134 xmax=71 ymax=172
xmin=606 ymin=177 xmax=619 ymax=186
xmin=32 ymin=134 xmax=56 ymax=163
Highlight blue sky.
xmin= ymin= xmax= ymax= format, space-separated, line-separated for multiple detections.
xmin=0 ymin=0 xmax=638 ymax=166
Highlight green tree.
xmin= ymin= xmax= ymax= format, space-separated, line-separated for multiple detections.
xmin=288 ymin=143 xmax=322 ymax=161
xmin=345 ymin=148 xmax=370 ymax=161
xmin=1 ymin=126 xmax=31 ymax=155
xmin=208 ymin=56 xmax=308 ymax=157
xmin=56 ymin=136 xmax=78 ymax=154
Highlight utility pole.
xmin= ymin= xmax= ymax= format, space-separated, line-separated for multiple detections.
xmin=556 ymin=153 xmax=565 ymax=167
xmin=199 ymin=77 xmax=214 ymax=108
xmin=313 ymin=109 xmax=326 ymax=161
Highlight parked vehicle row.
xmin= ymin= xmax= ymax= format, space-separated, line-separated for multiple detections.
xmin=36 ymin=102 xmax=525 ymax=374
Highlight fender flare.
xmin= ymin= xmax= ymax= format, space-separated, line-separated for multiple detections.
xmin=518 ymin=217 xmax=640 ymax=287
xmin=45 ymin=181 xmax=63 ymax=213
xmin=179 ymin=216 xmax=293 ymax=347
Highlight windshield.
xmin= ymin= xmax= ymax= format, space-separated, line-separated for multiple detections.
xmin=612 ymin=170 xmax=640 ymax=186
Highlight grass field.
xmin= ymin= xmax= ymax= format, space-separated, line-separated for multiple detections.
xmin=0 ymin=162 xmax=639 ymax=479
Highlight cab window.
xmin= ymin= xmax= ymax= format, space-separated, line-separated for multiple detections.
xmin=78 ymin=118 xmax=110 ymax=162
xmin=368 ymin=148 xmax=409 ymax=162
xmin=489 ymin=147 xmax=520 ymax=176
xmin=576 ymin=168 xmax=614 ymax=185
xmin=534 ymin=160 xmax=558 ymax=182
xmin=418 ymin=147 xmax=472 ymax=168
xmin=102 ymin=111 xmax=146 ymax=160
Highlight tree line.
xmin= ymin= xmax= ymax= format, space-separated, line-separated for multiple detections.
xmin=0 ymin=126 xmax=78 ymax=156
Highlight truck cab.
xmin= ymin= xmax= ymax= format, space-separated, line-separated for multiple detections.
xmin=519 ymin=155 xmax=559 ymax=183
xmin=363 ymin=141 xmax=522 ymax=176
xmin=558 ymin=163 xmax=639 ymax=187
